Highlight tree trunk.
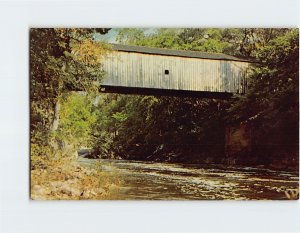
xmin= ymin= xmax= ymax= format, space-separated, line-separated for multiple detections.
xmin=50 ymin=100 xmax=60 ymax=132
xmin=49 ymin=100 xmax=61 ymax=153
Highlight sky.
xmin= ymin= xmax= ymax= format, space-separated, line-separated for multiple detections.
xmin=95 ymin=28 xmax=156 ymax=44
xmin=94 ymin=28 xmax=119 ymax=43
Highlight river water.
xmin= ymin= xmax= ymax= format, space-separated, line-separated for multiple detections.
xmin=78 ymin=158 xmax=299 ymax=200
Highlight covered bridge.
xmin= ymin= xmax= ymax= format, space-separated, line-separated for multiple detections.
xmin=100 ymin=44 xmax=252 ymax=98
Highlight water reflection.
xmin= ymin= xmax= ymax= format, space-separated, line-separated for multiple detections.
xmin=79 ymin=158 xmax=299 ymax=200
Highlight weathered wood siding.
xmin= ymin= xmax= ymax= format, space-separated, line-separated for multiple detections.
xmin=102 ymin=51 xmax=250 ymax=94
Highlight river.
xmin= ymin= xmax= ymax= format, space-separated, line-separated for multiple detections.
xmin=78 ymin=158 xmax=299 ymax=200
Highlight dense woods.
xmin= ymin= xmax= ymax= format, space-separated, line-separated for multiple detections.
xmin=30 ymin=28 xmax=298 ymax=200
xmin=90 ymin=28 xmax=299 ymax=169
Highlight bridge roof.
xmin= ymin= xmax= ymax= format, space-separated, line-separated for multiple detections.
xmin=111 ymin=43 xmax=251 ymax=63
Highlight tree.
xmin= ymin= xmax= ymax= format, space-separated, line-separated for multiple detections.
xmin=54 ymin=92 xmax=97 ymax=149
xmin=30 ymin=28 xmax=110 ymax=156
xmin=227 ymin=29 xmax=299 ymax=163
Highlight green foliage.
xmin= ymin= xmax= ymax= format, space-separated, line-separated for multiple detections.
xmin=92 ymin=28 xmax=298 ymax=166
xmin=228 ymin=29 xmax=298 ymax=121
xmin=92 ymin=93 xmax=228 ymax=162
xmin=91 ymin=28 xmax=235 ymax=162
xmin=31 ymin=27 xmax=298 ymax=166
xmin=54 ymin=93 xmax=97 ymax=147
xmin=116 ymin=28 xmax=289 ymax=56
xmin=227 ymin=29 xmax=299 ymax=161
xmin=117 ymin=28 xmax=183 ymax=49
xmin=116 ymin=28 xmax=147 ymax=46
xmin=30 ymin=28 xmax=109 ymax=156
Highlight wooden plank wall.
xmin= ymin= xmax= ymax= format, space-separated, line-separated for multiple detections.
xmin=101 ymin=51 xmax=250 ymax=94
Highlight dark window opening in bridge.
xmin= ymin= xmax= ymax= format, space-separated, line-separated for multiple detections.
xmin=164 ymin=69 xmax=169 ymax=75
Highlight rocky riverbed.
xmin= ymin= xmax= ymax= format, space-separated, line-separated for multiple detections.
xmin=30 ymin=158 xmax=121 ymax=200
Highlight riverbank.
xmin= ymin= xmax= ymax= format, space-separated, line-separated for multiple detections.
xmin=30 ymin=156 xmax=121 ymax=200
xmin=138 ymin=151 xmax=299 ymax=173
